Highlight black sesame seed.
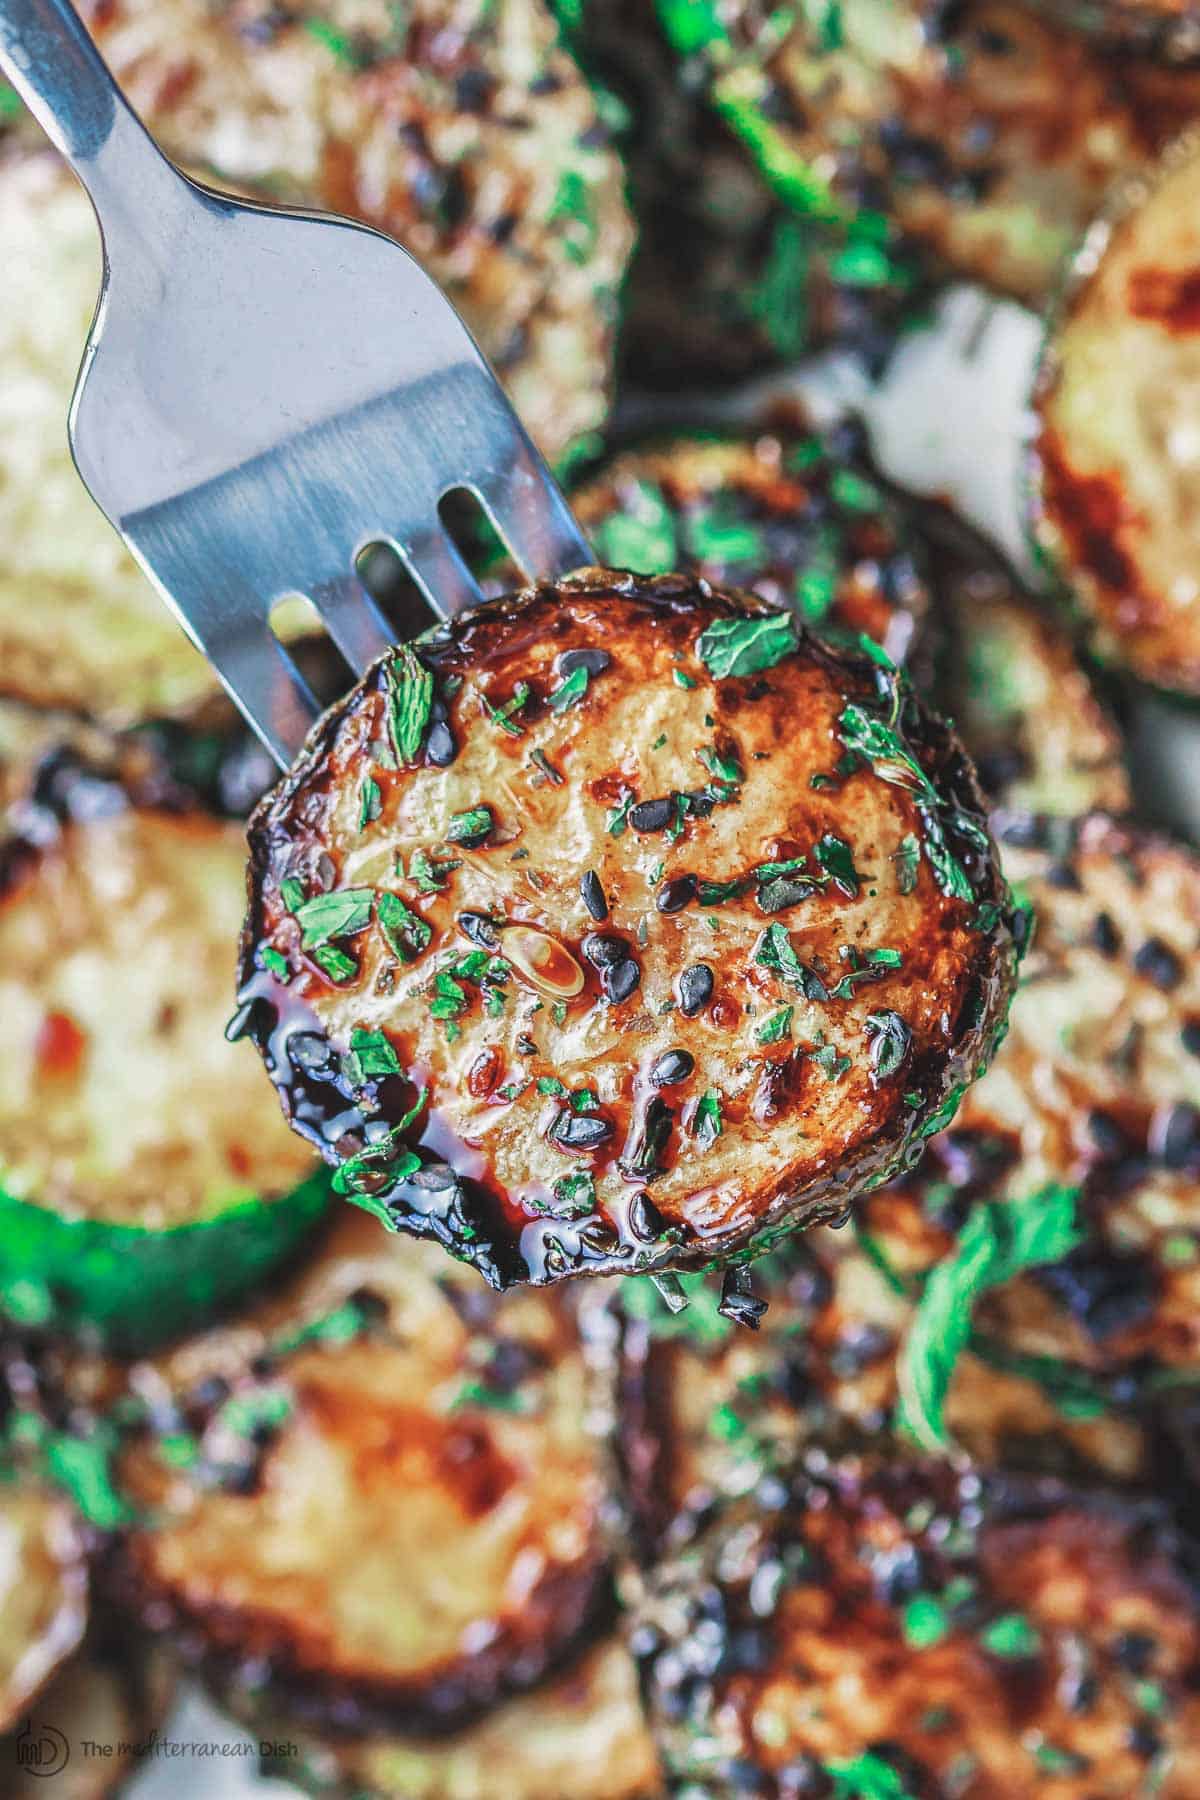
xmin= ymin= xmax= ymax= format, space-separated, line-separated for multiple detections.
xmin=580 ymin=870 xmax=608 ymax=921
xmin=1087 ymin=1110 xmax=1128 ymax=1159
xmin=620 ymin=1096 xmax=673 ymax=1180
xmin=557 ymin=647 xmax=611 ymax=678
xmin=649 ymin=1048 xmax=695 ymax=1088
xmin=1113 ymin=1632 xmax=1156 ymax=1674
xmin=1134 ymin=937 xmax=1183 ymax=991
xmin=1090 ymin=912 xmax=1121 ymax=958
xmin=426 ymin=718 xmax=457 ymax=767
xmin=1183 ymin=1020 xmax=1200 ymax=1058
xmin=582 ymin=931 xmax=626 ymax=970
xmin=605 ymin=957 xmax=641 ymax=1004
xmin=629 ymin=795 xmax=675 ymax=833
xmin=1153 ymin=1103 xmax=1200 ymax=1171
xmin=628 ymin=1191 xmax=667 ymax=1242
xmin=550 ymin=1111 xmax=614 ymax=1151
xmin=457 ymin=910 xmax=499 ymax=950
xmin=656 ymin=874 xmax=697 ymax=914
xmin=677 ymin=963 xmax=714 ymax=1017
xmin=719 ymin=1267 xmax=768 ymax=1330
xmin=1128 ymin=1723 xmax=1162 ymax=1761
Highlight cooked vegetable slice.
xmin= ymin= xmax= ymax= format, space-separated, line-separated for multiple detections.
xmin=657 ymin=0 xmax=1200 ymax=303
xmin=0 ymin=756 xmax=328 ymax=1349
xmin=0 ymin=0 xmax=631 ymax=720
xmin=112 ymin=1211 xmax=610 ymax=1731
xmin=0 ymin=1486 xmax=87 ymax=1735
xmin=1031 ymin=137 xmax=1200 ymax=693
xmin=240 ymin=570 xmax=1019 ymax=1288
xmin=0 ymin=1636 xmax=176 ymax=1800
xmin=226 ymin=1639 xmax=660 ymax=1800
xmin=571 ymin=430 xmax=934 ymax=669
xmin=1032 ymin=0 xmax=1200 ymax=61
xmin=635 ymin=1451 xmax=1200 ymax=1797
xmin=930 ymin=517 xmax=1130 ymax=817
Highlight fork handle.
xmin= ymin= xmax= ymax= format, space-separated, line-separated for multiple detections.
xmin=0 ymin=0 xmax=180 ymax=221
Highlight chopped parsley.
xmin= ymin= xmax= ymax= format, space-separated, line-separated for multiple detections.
xmin=829 ymin=945 xmax=902 ymax=1000
xmin=484 ymin=681 xmax=530 ymax=735
xmin=756 ymin=1006 xmax=793 ymax=1044
xmin=696 ymin=611 xmax=799 ymax=679
xmin=292 ymin=886 xmax=374 ymax=950
xmin=342 ymin=1027 xmax=401 ymax=1085
xmin=898 ymin=1185 xmax=1083 ymax=1452
xmin=408 ymin=848 xmax=460 ymax=893
xmin=546 ymin=1170 xmax=596 ymax=1219
xmin=358 ymin=775 xmax=382 ymax=830
xmin=755 ymin=921 xmax=828 ymax=1000
xmin=827 ymin=1752 xmax=917 ymax=1800
xmin=386 ymin=644 xmax=433 ymax=766
xmin=606 ymin=794 xmax=635 ymax=836
xmin=866 ymin=1009 xmax=912 ymax=1079
xmin=261 ymin=945 xmax=291 ymax=982
xmin=313 ymin=944 xmax=358 ymax=983
xmin=333 ymin=1089 xmax=426 ymax=1200
xmin=377 ymin=891 xmax=431 ymax=963
xmin=814 ymin=832 xmax=860 ymax=897
xmin=813 ymin=1041 xmax=851 ymax=1080
xmin=548 ymin=665 xmax=590 ymax=712
xmin=672 ymin=667 xmax=698 ymax=690
xmin=981 ymin=1612 xmax=1041 ymax=1658
xmin=446 ymin=805 xmax=494 ymax=847
xmin=693 ymin=1089 xmax=724 ymax=1149
xmin=893 ymin=832 xmax=921 ymax=894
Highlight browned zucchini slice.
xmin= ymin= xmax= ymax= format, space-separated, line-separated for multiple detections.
xmin=570 ymin=430 xmax=934 ymax=670
xmin=0 ymin=752 xmax=328 ymax=1349
xmin=1031 ymin=137 xmax=1200 ymax=694
xmin=598 ymin=812 xmax=1199 ymax=1561
xmin=238 ymin=571 xmax=1019 ymax=1288
xmin=232 ymin=1638 xmax=662 ymax=1799
xmin=657 ymin=0 xmax=1200 ymax=304
xmin=0 ymin=1486 xmax=87 ymax=1735
xmin=928 ymin=515 xmax=1130 ymax=818
xmin=112 ymin=1211 xmax=610 ymax=1732
xmin=635 ymin=1451 xmax=1200 ymax=1797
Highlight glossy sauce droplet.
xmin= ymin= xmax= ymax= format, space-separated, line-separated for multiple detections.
xmin=35 ymin=1009 xmax=87 ymax=1080
xmin=502 ymin=925 xmax=585 ymax=999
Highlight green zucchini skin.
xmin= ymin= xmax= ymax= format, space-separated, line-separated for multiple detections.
xmin=0 ymin=1173 xmax=330 ymax=1353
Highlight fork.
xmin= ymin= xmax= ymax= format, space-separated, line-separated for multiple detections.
xmin=0 ymin=0 xmax=593 ymax=767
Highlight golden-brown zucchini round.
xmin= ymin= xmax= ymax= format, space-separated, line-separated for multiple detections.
xmin=111 ymin=1211 xmax=610 ymax=1732
xmin=0 ymin=752 xmax=328 ymax=1349
xmin=570 ymin=431 xmax=934 ymax=670
xmin=1030 ymin=136 xmax=1200 ymax=694
xmin=0 ymin=1486 xmax=88 ymax=1735
xmin=232 ymin=1638 xmax=662 ymax=1800
xmin=656 ymin=0 xmax=1200 ymax=304
xmin=635 ymin=1450 xmax=1200 ymax=1797
xmin=238 ymin=571 xmax=1019 ymax=1288
xmin=928 ymin=516 xmax=1130 ymax=818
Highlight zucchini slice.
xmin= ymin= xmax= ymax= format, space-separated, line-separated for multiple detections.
xmin=600 ymin=812 xmax=1200 ymax=1561
xmin=571 ymin=431 xmax=934 ymax=671
xmin=231 ymin=1639 xmax=661 ymax=1800
xmin=0 ymin=758 xmax=329 ymax=1350
xmin=636 ymin=1451 xmax=1200 ymax=1797
xmin=112 ymin=1211 xmax=610 ymax=1732
xmin=238 ymin=571 xmax=1019 ymax=1288
xmin=657 ymin=0 xmax=1200 ymax=303
xmin=1031 ymin=137 xmax=1200 ymax=693
xmin=0 ymin=1485 xmax=88 ymax=1735
xmin=0 ymin=1636 xmax=176 ymax=1800
xmin=0 ymin=0 xmax=631 ymax=722
xmin=929 ymin=516 xmax=1131 ymax=817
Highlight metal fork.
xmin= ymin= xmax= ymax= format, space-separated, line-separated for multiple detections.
xmin=0 ymin=0 xmax=593 ymax=766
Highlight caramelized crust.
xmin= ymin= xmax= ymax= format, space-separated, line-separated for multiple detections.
xmin=635 ymin=1453 xmax=1200 ymax=1798
xmin=113 ymin=1212 xmax=610 ymax=1731
xmin=1031 ymin=139 xmax=1200 ymax=693
xmin=239 ymin=571 xmax=1018 ymax=1287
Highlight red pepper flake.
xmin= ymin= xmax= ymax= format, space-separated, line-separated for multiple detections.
xmin=34 ymin=1010 xmax=87 ymax=1080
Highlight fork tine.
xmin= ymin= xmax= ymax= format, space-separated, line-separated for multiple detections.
xmin=476 ymin=451 xmax=593 ymax=583
xmin=309 ymin=572 xmax=396 ymax=674
xmin=402 ymin=527 xmax=486 ymax=622
xmin=209 ymin=629 xmax=320 ymax=768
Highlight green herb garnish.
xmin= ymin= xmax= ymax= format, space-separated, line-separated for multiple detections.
xmin=549 ymin=665 xmax=590 ymax=712
xmin=696 ymin=611 xmax=799 ymax=680
xmin=313 ymin=945 xmax=358 ymax=983
xmin=756 ymin=1006 xmax=793 ymax=1044
xmin=755 ymin=922 xmax=828 ymax=1000
xmin=342 ymin=1027 xmax=400 ymax=1085
xmin=484 ymin=681 xmax=530 ymax=736
xmin=898 ymin=1186 xmax=1083 ymax=1451
xmin=293 ymin=886 xmax=374 ymax=950
xmin=377 ymin=891 xmax=431 ymax=963
xmin=866 ymin=1009 xmax=912 ymax=1079
xmin=387 ymin=644 xmax=434 ymax=766
xmin=814 ymin=832 xmax=860 ymax=897
xmin=446 ymin=805 xmax=494 ymax=847
xmin=333 ymin=1089 xmax=426 ymax=1199
xmin=358 ymin=776 xmax=382 ymax=830
xmin=693 ymin=1089 xmax=723 ymax=1149
xmin=408 ymin=848 xmax=460 ymax=893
